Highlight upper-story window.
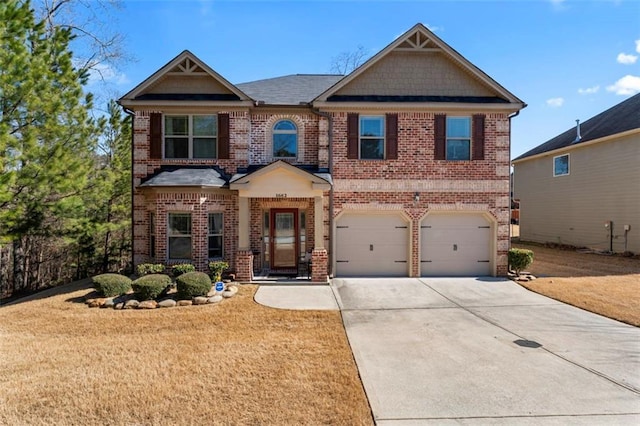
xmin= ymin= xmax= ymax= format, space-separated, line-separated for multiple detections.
xmin=553 ymin=154 xmax=569 ymax=176
xmin=165 ymin=115 xmax=217 ymax=159
xmin=360 ymin=116 xmax=385 ymax=159
xmin=446 ymin=117 xmax=471 ymax=161
xmin=273 ymin=120 xmax=297 ymax=158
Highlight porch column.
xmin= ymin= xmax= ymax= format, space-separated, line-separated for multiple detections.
xmin=236 ymin=196 xmax=253 ymax=282
xmin=312 ymin=195 xmax=328 ymax=283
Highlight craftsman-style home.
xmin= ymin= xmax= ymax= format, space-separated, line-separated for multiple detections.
xmin=118 ymin=23 xmax=525 ymax=282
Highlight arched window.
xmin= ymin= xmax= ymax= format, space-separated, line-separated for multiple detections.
xmin=273 ymin=120 xmax=297 ymax=158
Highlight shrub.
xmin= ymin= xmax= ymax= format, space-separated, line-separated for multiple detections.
xmin=136 ymin=263 xmax=165 ymax=276
xmin=176 ymin=272 xmax=212 ymax=299
xmin=172 ymin=263 xmax=196 ymax=277
xmin=208 ymin=261 xmax=229 ymax=281
xmin=92 ymin=274 xmax=132 ymax=297
xmin=508 ymin=248 xmax=534 ymax=275
xmin=132 ymin=274 xmax=172 ymax=300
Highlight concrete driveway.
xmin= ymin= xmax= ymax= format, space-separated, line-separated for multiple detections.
xmin=332 ymin=278 xmax=640 ymax=425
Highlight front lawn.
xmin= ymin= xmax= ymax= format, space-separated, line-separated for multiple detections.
xmin=0 ymin=280 xmax=373 ymax=425
xmin=513 ymin=242 xmax=640 ymax=326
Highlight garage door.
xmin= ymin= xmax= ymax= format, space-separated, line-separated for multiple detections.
xmin=421 ymin=214 xmax=492 ymax=276
xmin=336 ymin=213 xmax=409 ymax=276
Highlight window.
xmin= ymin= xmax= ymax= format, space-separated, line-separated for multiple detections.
xmin=446 ymin=117 xmax=471 ymax=161
xmin=360 ymin=116 xmax=384 ymax=159
xmin=168 ymin=213 xmax=191 ymax=260
xmin=149 ymin=212 xmax=156 ymax=259
xmin=164 ymin=115 xmax=217 ymax=159
xmin=554 ymin=154 xmax=569 ymax=176
xmin=273 ymin=120 xmax=297 ymax=158
xmin=208 ymin=213 xmax=223 ymax=258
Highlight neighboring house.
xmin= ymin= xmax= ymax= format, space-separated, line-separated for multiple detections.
xmin=512 ymin=94 xmax=639 ymax=254
xmin=118 ymin=23 xmax=524 ymax=282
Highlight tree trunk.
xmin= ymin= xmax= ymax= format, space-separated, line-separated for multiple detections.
xmin=12 ymin=237 xmax=25 ymax=292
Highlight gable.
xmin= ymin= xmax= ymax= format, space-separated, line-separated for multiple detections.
xmin=334 ymin=50 xmax=495 ymax=98
xmin=119 ymin=51 xmax=252 ymax=105
xmin=315 ymin=23 xmax=523 ymax=107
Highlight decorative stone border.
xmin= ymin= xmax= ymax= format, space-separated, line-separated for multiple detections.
xmin=85 ymin=283 xmax=239 ymax=310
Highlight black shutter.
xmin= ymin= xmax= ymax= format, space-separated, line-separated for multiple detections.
xmin=434 ymin=114 xmax=446 ymax=160
xmin=347 ymin=113 xmax=359 ymax=159
xmin=149 ymin=113 xmax=162 ymax=159
xmin=218 ymin=113 xmax=230 ymax=159
xmin=472 ymin=114 xmax=485 ymax=160
xmin=385 ymin=113 xmax=398 ymax=160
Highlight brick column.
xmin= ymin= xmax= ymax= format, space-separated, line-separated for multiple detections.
xmin=311 ymin=248 xmax=328 ymax=283
xmin=236 ymin=250 xmax=254 ymax=282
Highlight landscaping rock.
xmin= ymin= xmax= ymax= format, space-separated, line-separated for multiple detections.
xmin=227 ymin=285 xmax=238 ymax=294
xmin=222 ymin=290 xmax=235 ymax=298
xmin=193 ymin=296 xmax=209 ymax=305
xmin=138 ymin=300 xmax=158 ymax=309
xmin=102 ymin=298 xmax=116 ymax=308
xmin=158 ymin=299 xmax=177 ymax=308
xmin=177 ymin=300 xmax=192 ymax=306
xmin=206 ymin=288 xmax=217 ymax=297
xmin=124 ymin=299 xmax=140 ymax=309
xmin=114 ymin=302 xmax=124 ymax=310
xmin=207 ymin=295 xmax=223 ymax=304
xmin=88 ymin=298 xmax=107 ymax=308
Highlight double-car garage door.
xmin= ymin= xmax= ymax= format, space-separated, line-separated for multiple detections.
xmin=335 ymin=212 xmax=492 ymax=277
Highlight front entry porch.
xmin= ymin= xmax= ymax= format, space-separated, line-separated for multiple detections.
xmin=230 ymin=161 xmax=331 ymax=283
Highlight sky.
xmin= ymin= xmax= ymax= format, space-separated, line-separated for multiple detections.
xmin=88 ymin=0 xmax=640 ymax=159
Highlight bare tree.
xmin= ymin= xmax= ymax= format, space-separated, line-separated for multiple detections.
xmin=330 ymin=45 xmax=370 ymax=74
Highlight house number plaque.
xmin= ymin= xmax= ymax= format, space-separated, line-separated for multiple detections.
xmin=275 ymin=193 xmax=288 ymax=198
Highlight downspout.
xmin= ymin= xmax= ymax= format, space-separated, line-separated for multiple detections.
xmin=311 ymin=107 xmax=334 ymax=277
xmin=119 ymin=103 xmax=135 ymax=273
xmin=508 ymin=108 xmax=522 ymax=255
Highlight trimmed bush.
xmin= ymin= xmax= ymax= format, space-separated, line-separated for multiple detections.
xmin=136 ymin=263 xmax=165 ymax=276
xmin=508 ymin=248 xmax=534 ymax=275
xmin=172 ymin=263 xmax=196 ymax=277
xmin=176 ymin=272 xmax=212 ymax=299
xmin=208 ymin=261 xmax=229 ymax=281
xmin=92 ymin=274 xmax=132 ymax=297
xmin=132 ymin=274 xmax=172 ymax=300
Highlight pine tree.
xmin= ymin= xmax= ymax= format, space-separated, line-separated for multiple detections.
xmin=0 ymin=0 xmax=100 ymax=292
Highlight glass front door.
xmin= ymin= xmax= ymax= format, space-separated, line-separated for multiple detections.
xmin=270 ymin=209 xmax=298 ymax=269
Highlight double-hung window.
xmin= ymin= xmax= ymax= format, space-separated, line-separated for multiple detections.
xmin=553 ymin=154 xmax=569 ymax=176
xmin=168 ymin=213 xmax=192 ymax=260
xmin=149 ymin=212 xmax=156 ymax=259
xmin=446 ymin=117 xmax=471 ymax=161
xmin=164 ymin=115 xmax=217 ymax=159
xmin=360 ymin=116 xmax=385 ymax=159
xmin=273 ymin=120 xmax=297 ymax=158
xmin=208 ymin=213 xmax=223 ymax=259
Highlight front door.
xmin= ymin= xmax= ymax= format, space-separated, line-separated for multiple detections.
xmin=270 ymin=209 xmax=298 ymax=269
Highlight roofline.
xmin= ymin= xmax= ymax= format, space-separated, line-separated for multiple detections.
xmin=512 ymin=128 xmax=640 ymax=164
xmin=314 ymin=23 xmax=524 ymax=105
xmin=118 ymin=100 xmax=255 ymax=109
xmin=118 ymin=50 xmax=253 ymax=102
xmin=312 ymin=100 xmax=524 ymax=112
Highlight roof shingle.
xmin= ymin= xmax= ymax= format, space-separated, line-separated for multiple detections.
xmin=236 ymin=74 xmax=344 ymax=105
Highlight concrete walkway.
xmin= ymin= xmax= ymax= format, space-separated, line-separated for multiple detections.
xmin=333 ymin=278 xmax=640 ymax=425
xmin=254 ymin=284 xmax=339 ymax=310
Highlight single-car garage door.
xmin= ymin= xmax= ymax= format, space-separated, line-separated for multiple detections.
xmin=336 ymin=213 xmax=409 ymax=276
xmin=421 ymin=213 xmax=493 ymax=276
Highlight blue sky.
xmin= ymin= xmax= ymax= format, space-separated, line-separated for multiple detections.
xmin=92 ymin=0 xmax=640 ymax=158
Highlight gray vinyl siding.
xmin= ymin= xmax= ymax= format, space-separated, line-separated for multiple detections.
xmin=513 ymin=133 xmax=640 ymax=253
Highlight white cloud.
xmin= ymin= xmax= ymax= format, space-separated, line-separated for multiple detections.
xmin=635 ymin=39 xmax=640 ymax=54
xmin=426 ymin=24 xmax=443 ymax=33
xmin=578 ymin=85 xmax=600 ymax=95
xmin=546 ymin=97 xmax=564 ymax=108
xmin=88 ymin=63 xmax=130 ymax=86
xmin=549 ymin=0 xmax=567 ymax=10
xmin=606 ymin=75 xmax=640 ymax=95
xmin=617 ymin=53 xmax=638 ymax=65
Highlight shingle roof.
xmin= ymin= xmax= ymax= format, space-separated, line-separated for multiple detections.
xmin=140 ymin=167 xmax=227 ymax=187
xmin=236 ymin=74 xmax=344 ymax=105
xmin=515 ymin=93 xmax=640 ymax=161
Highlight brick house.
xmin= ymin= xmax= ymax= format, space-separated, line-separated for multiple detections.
xmin=118 ymin=23 xmax=525 ymax=282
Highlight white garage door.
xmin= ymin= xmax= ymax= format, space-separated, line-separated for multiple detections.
xmin=421 ymin=214 xmax=492 ymax=276
xmin=336 ymin=213 xmax=409 ymax=276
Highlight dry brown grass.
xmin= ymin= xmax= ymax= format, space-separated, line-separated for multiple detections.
xmin=0 ymin=281 xmax=373 ymax=425
xmin=513 ymin=242 xmax=640 ymax=326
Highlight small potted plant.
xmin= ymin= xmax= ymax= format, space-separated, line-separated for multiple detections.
xmin=208 ymin=261 xmax=229 ymax=282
